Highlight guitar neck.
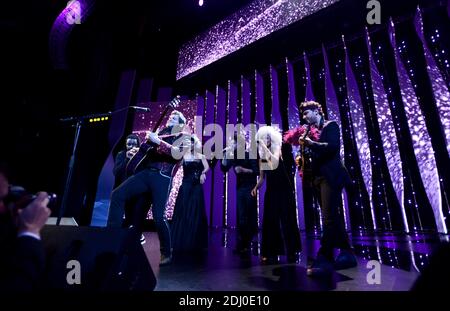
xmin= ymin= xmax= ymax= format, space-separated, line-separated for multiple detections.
xmin=152 ymin=105 xmax=171 ymax=132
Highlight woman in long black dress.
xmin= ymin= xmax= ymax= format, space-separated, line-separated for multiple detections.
xmin=251 ymin=126 xmax=301 ymax=264
xmin=171 ymin=135 xmax=209 ymax=254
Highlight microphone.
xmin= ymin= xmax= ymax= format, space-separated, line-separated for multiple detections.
xmin=131 ymin=106 xmax=151 ymax=112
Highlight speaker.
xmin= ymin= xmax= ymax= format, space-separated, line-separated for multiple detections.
xmin=41 ymin=225 xmax=156 ymax=291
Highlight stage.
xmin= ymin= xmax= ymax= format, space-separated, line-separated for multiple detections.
xmin=141 ymin=228 xmax=446 ymax=291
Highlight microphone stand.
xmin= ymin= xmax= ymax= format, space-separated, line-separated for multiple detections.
xmin=57 ymin=111 xmax=112 ymax=225
xmin=57 ymin=104 xmax=154 ymax=225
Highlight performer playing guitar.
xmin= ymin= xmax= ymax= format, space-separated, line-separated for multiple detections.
xmin=126 ymin=96 xmax=182 ymax=177
xmin=108 ymin=96 xmax=188 ymax=266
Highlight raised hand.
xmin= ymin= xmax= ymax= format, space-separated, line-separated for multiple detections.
xmin=17 ymin=192 xmax=51 ymax=237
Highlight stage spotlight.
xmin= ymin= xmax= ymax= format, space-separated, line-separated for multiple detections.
xmin=198 ymin=0 xmax=204 ymax=7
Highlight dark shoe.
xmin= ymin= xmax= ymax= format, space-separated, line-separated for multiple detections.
xmin=159 ymin=255 xmax=172 ymax=266
xmin=307 ymin=255 xmax=334 ymax=277
xmin=334 ymin=249 xmax=357 ymax=270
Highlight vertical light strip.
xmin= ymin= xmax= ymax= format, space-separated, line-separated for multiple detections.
xmin=322 ymin=45 xmax=351 ymax=231
xmin=204 ymin=90 xmax=215 ymax=226
xmin=415 ymin=8 xmax=450 ymax=157
xmin=227 ymin=82 xmax=238 ymax=228
xmin=224 ymin=83 xmax=230 ymax=228
xmin=214 ymin=85 xmax=226 ymax=228
xmin=255 ymin=70 xmax=266 ymax=228
xmin=286 ymin=58 xmax=304 ymax=230
xmin=242 ymin=76 xmax=252 ymax=125
xmin=304 ymin=52 xmax=323 ymax=231
xmin=304 ymin=52 xmax=315 ymax=101
xmin=270 ymin=65 xmax=282 ymax=128
xmin=366 ymin=28 xmax=408 ymax=232
xmin=389 ymin=20 xmax=446 ymax=234
xmin=343 ymin=36 xmax=377 ymax=230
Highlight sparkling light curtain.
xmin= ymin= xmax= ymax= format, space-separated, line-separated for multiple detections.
xmin=415 ymin=8 xmax=450 ymax=157
xmin=366 ymin=29 xmax=407 ymax=232
xmin=322 ymin=45 xmax=351 ymax=231
xmin=344 ymin=38 xmax=376 ymax=230
xmin=389 ymin=21 xmax=446 ymax=234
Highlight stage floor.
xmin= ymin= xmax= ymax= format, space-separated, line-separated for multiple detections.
xmin=141 ymin=228 xmax=448 ymax=291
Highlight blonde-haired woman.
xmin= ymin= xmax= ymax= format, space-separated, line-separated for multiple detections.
xmin=251 ymin=126 xmax=301 ymax=264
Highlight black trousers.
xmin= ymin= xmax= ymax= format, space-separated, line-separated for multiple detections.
xmin=123 ymin=193 xmax=152 ymax=234
xmin=236 ymin=185 xmax=258 ymax=250
xmin=314 ymin=176 xmax=351 ymax=259
xmin=261 ymin=190 xmax=301 ymax=258
xmin=108 ymin=169 xmax=172 ymax=257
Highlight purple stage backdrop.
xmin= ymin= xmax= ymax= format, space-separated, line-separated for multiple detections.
xmin=415 ymin=9 xmax=450 ymax=157
xmin=344 ymin=38 xmax=376 ymax=230
xmin=389 ymin=20 xmax=446 ymax=234
xmin=286 ymin=58 xmax=305 ymax=231
xmin=365 ymin=29 xmax=407 ymax=232
xmin=322 ymin=46 xmax=351 ymax=231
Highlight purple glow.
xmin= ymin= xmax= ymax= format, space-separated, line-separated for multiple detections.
xmin=322 ymin=46 xmax=344 ymax=161
xmin=286 ymin=59 xmax=304 ymax=229
xmin=365 ymin=29 xmax=407 ymax=232
xmin=389 ymin=21 xmax=447 ymax=234
xmin=322 ymin=46 xmax=350 ymax=231
xmin=213 ymin=86 xmax=227 ymax=227
xmin=304 ymin=52 xmax=315 ymax=101
xmin=203 ymin=90 xmax=216 ymax=224
xmin=255 ymin=72 xmax=266 ymax=227
xmin=286 ymin=59 xmax=300 ymax=128
xmin=242 ymin=76 xmax=252 ymax=125
xmin=177 ymin=0 xmax=340 ymax=80
xmin=255 ymin=71 xmax=266 ymax=124
xmin=49 ymin=0 xmax=94 ymax=69
xmin=270 ymin=65 xmax=282 ymax=127
xmin=226 ymin=82 xmax=238 ymax=228
xmin=344 ymin=38 xmax=376 ymax=230
xmin=415 ymin=9 xmax=450 ymax=157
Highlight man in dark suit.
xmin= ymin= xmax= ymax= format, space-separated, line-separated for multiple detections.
xmin=113 ymin=133 xmax=140 ymax=188
xmin=112 ymin=134 xmax=148 ymax=244
xmin=0 ymin=165 xmax=51 ymax=290
xmin=299 ymin=101 xmax=356 ymax=277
